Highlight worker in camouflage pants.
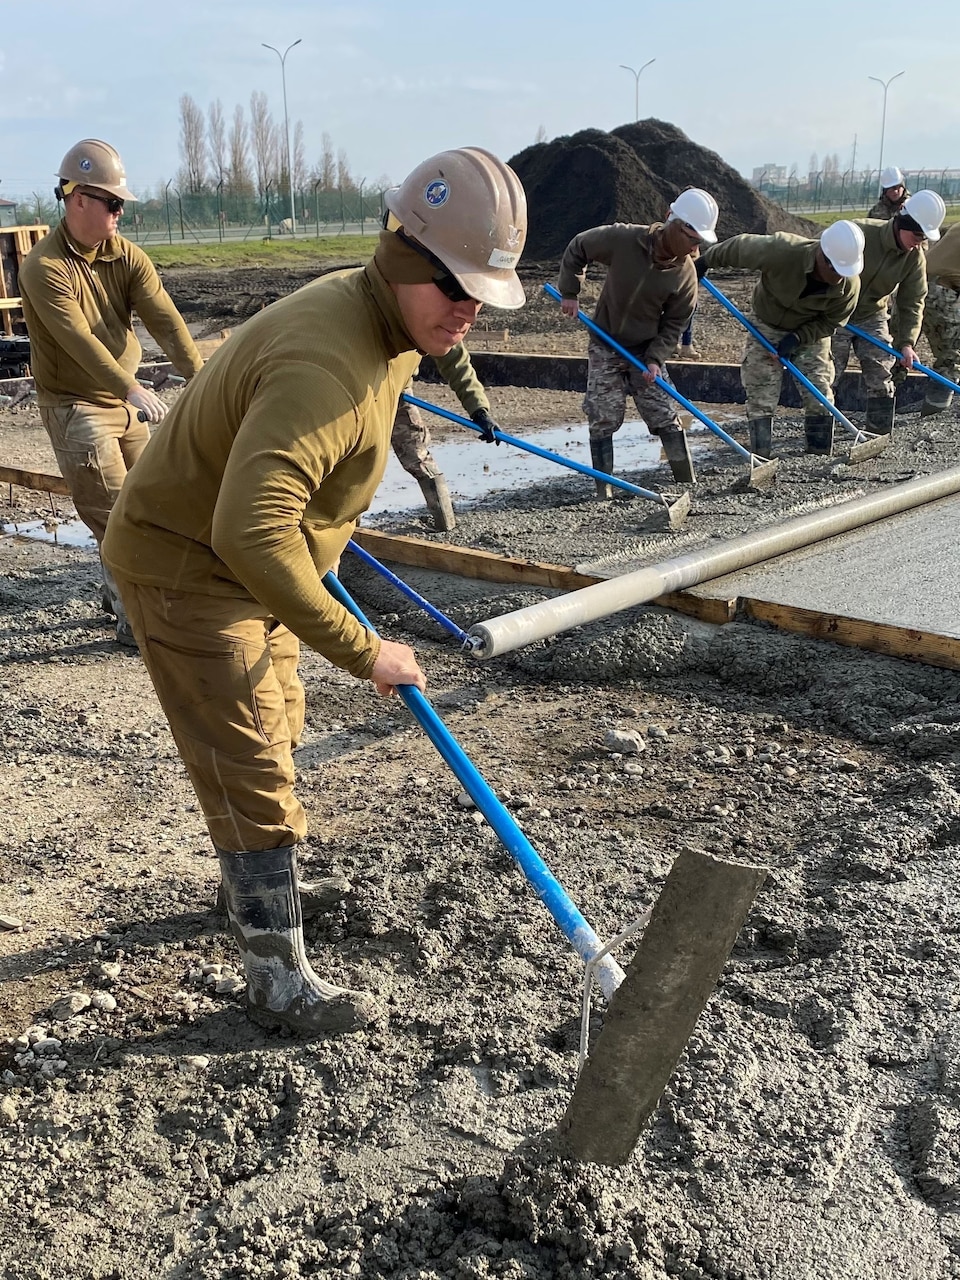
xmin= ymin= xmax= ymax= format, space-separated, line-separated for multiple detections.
xmin=740 ymin=319 xmax=837 ymax=440
xmin=392 ymin=342 xmax=499 ymax=532
xmin=919 ymin=222 xmax=960 ymax=416
xmin=584 ymin=336 xmax=687 ymax=456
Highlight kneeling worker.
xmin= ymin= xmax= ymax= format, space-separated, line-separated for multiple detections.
xmin=102 ymin=148 xmax=528 ymax=1036
xmin=698 ymin=220 xmax=864 ymax=455
xmin=556 ymin=188 xmax=720 ymax=494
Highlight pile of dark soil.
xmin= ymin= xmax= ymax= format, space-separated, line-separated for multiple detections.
xmin=510 ymin=119 xmax=818 ymax=259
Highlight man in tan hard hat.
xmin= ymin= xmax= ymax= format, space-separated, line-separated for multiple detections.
xmin=698 ymin=221 xmax=864 ymax=456
xmin=18 ymin=139 xmax=203 ymax=645
xmin=556 ymin=187 xmax=720 ymax=494
xmin=102 ymin=147 xmax=527 ymax=1038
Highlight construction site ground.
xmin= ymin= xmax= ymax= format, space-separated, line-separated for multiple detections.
xmin=1 ymin=261 xmax=960 ymax=1279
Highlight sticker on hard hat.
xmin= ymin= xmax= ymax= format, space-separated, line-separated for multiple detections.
xmin=79 ymin=158 xmax=92 ymax=171
xmin=424 ymin=180 xmax=449 ymax=207
xmin=488 ymin=248 xmax=519 ymax=269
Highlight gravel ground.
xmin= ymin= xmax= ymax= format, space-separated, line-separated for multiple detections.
xmin=1 ymin=277 xmax=960 ymax=1279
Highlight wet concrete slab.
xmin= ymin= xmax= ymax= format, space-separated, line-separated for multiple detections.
xmin=691 ymin=491 xmax=960 ymax=639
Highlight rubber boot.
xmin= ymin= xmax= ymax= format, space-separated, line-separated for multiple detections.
xmin=416 ymin=472 xmax=456 ymax=532
xmin=589 ymin=436 xmax=615 ymax=499
xmin=218 ymin=846 xmax=378 ymax=1035
xmin=920 ymin=395 xmax=952 ymax=418
xmin=865 ymin=395 xmax=896 ymax=435
xmin=215 ymin=871 xmax=351 ymax=921
xmin=658 ymin=426 xmax=697 ymax=485
xmin=747 ymin=416 xmax=773 ymax=458
xmin=803 ymin=412 xmax=835 ymax=456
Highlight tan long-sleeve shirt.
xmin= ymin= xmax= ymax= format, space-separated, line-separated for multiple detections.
xmin=925 ymin=222 xmax=960 ymax=291
xmin=700 ymin=233 xmax=860 ymax=345
xmin=557 ymin=223 xmax=697 ymax=365
xmin=852 ymin=218 xmax=927 ymax=348
xmin=19 ymin=222 xmax=203 ymax=408
xmin=103 ymin=260 xmax=422 ymax=678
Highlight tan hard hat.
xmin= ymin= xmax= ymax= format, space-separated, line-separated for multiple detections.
xmin=56 ymin=139 xmax=137 ymax=202
xmin=385 ymin=148 xmax=527 ymax=309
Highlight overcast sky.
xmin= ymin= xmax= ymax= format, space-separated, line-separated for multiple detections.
xmin=2 ymin=0 xmax=958 ymax=202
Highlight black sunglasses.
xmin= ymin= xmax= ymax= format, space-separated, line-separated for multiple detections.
xmin=395 ymin=228 xmax=477 ymax=304
xmin=82 ymin=191 xmax=124 ymax=214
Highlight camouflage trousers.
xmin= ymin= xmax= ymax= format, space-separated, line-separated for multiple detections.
xmin=583 ymin=337 xmax=681 ymax=441
xmin=831 ymin=311 xmax=895 ymax=398
xmin=921 ymin=281 xmax=960 ymax=408
xmin=741 ymin=318 xmax=835 ymax=417
xmin=391 ymin=395 xmax=441 ymax=481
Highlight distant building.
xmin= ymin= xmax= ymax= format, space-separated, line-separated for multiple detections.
xmin=0 ymin=198 xmax=18 ymax=228
xmin=752 ymin=164 xmax=787 ymax=188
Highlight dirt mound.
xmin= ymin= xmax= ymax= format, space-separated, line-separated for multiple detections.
xmin=510 ymin=119 xmax=818 ymax=260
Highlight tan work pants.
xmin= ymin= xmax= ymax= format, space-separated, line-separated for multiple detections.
xmin=40 ymin=403 xmax=150 ymax=617
xmin=113 ymin=576 xmax=308 ymax=852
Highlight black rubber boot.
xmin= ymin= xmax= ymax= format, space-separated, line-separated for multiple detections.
xmin=416 ymin=472 xmax=456 ymax=532
xmin=865 ymin=395 xmax=896 ymax=435
xmin=658 ymin=426 xmax=697 ymax=485
xmin=803 ymin=413 xmax=835 ymax=455
xmin=920 ymin=396 xmax=952 ymax=418
xmin=218 ymin=846 xmax=379 ymax=1035
xmin=215 ymin=871 xmax=351 ymax=920
xmin=747 ymin=416 xmax=773 ymax=458
xmin=589 ymin=437 xmax=615 ymax=499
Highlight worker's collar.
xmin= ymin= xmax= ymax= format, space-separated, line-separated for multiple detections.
xmin=55 ymin=218 xmax=123 ymax=264
xmin=363 ymin=257 xmax=421 ymax=358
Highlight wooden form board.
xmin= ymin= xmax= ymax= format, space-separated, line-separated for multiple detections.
xmin=0 ymin=226 xmax=48 ymax=337
xmin=1 ymin=472 xmax=951 ymax=669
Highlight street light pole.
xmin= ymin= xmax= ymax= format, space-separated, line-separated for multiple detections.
xmin=868 ymin=70 xmax=904 ymax=193
xmin=263 ymin=38 xmax=301 ymax=236
xmin=619 ymin=59 xmax=655 ymax=123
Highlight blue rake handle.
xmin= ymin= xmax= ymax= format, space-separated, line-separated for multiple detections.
xmin=700 ymin=277 xmax=868 ymax=442
xmin=322 ymin=570 xmax=626 ymax=999
xmin=401 ymin=392 xmax=667 ymax=506
xmin=346 ymin=538 xmax=474 ymax=648
xmin=543 ymin=281 xmax=753 ymax=463
xmin=844 ymin=320 xmax=960 ymax=396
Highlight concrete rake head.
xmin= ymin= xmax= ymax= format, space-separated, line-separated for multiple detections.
xmin=847 ymin=431 xmax=889 ymax=463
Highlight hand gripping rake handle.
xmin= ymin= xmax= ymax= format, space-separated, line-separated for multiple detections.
xmin=323 ymin=570 xmax=627 ymax=999
xmin=844 ymin=320 xmax=960 ymax=395
xmin=544 ymin=281 xmax=753 ymax=463
xmin=700 ymin=277 xmax=869 ymax=441
xmin=402 ymin=392 xmax=667 ymax=506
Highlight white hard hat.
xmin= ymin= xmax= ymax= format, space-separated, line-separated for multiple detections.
xmin=901 ymin=189 xmax=946 ymax=241
xmin=880 ymin=166 xmax=904 ymax=190
xmin=819 ymin=220 xmax=864 ymax=278
xmin=666 ymin=188 xmax=719 ymax=244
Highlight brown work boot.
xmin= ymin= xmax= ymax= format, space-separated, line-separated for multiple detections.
xmin=678 ymin=343 xmax=703 ymax=361
xmin=218 ymin=847 xmax=379 ymax=1036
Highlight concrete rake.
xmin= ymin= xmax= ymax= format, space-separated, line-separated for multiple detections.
xmin=324 ymin=570 xmax=766 ymax=1164
xmin=701 ymin=278 xmax=889 ymax=464
xmin=544 ymin=282 xmax=779 ymax=491
xmin=403 ymin=392 xmax=691 ymax=530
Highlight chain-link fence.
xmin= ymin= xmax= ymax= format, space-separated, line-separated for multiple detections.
xmin=8 ymin=186 xmax=389 ymax=243
xmin=758 ymin=169 xmax=960 ymax=214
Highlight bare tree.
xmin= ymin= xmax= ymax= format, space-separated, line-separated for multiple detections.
xmin=207 ymin=99 xmax=228 ymax=185
xmin=337 ymin=147 xmax=354 ymax=193
xmin=808 ymin=151 xmax=819 ymax=181
xmin=178 ymin=94 xmax=207 ymax=193
xmin=292 ymin=120 xmax=306 ymax=193
xmin=318 ymin=132 xmax=336 ymax=191
xmin=534 ymin=124 xmax=547 ymax=144
xmin=249 ymin=90 xmax=277 ymax=196
xmin=227 ymin=104 xmax=253 ymax=196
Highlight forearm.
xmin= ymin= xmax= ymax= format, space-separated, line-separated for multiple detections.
xmin=138 ymin=294 xmax=204 ymax=378
xmin=434 ymin=344 xmax=489 ymax=416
